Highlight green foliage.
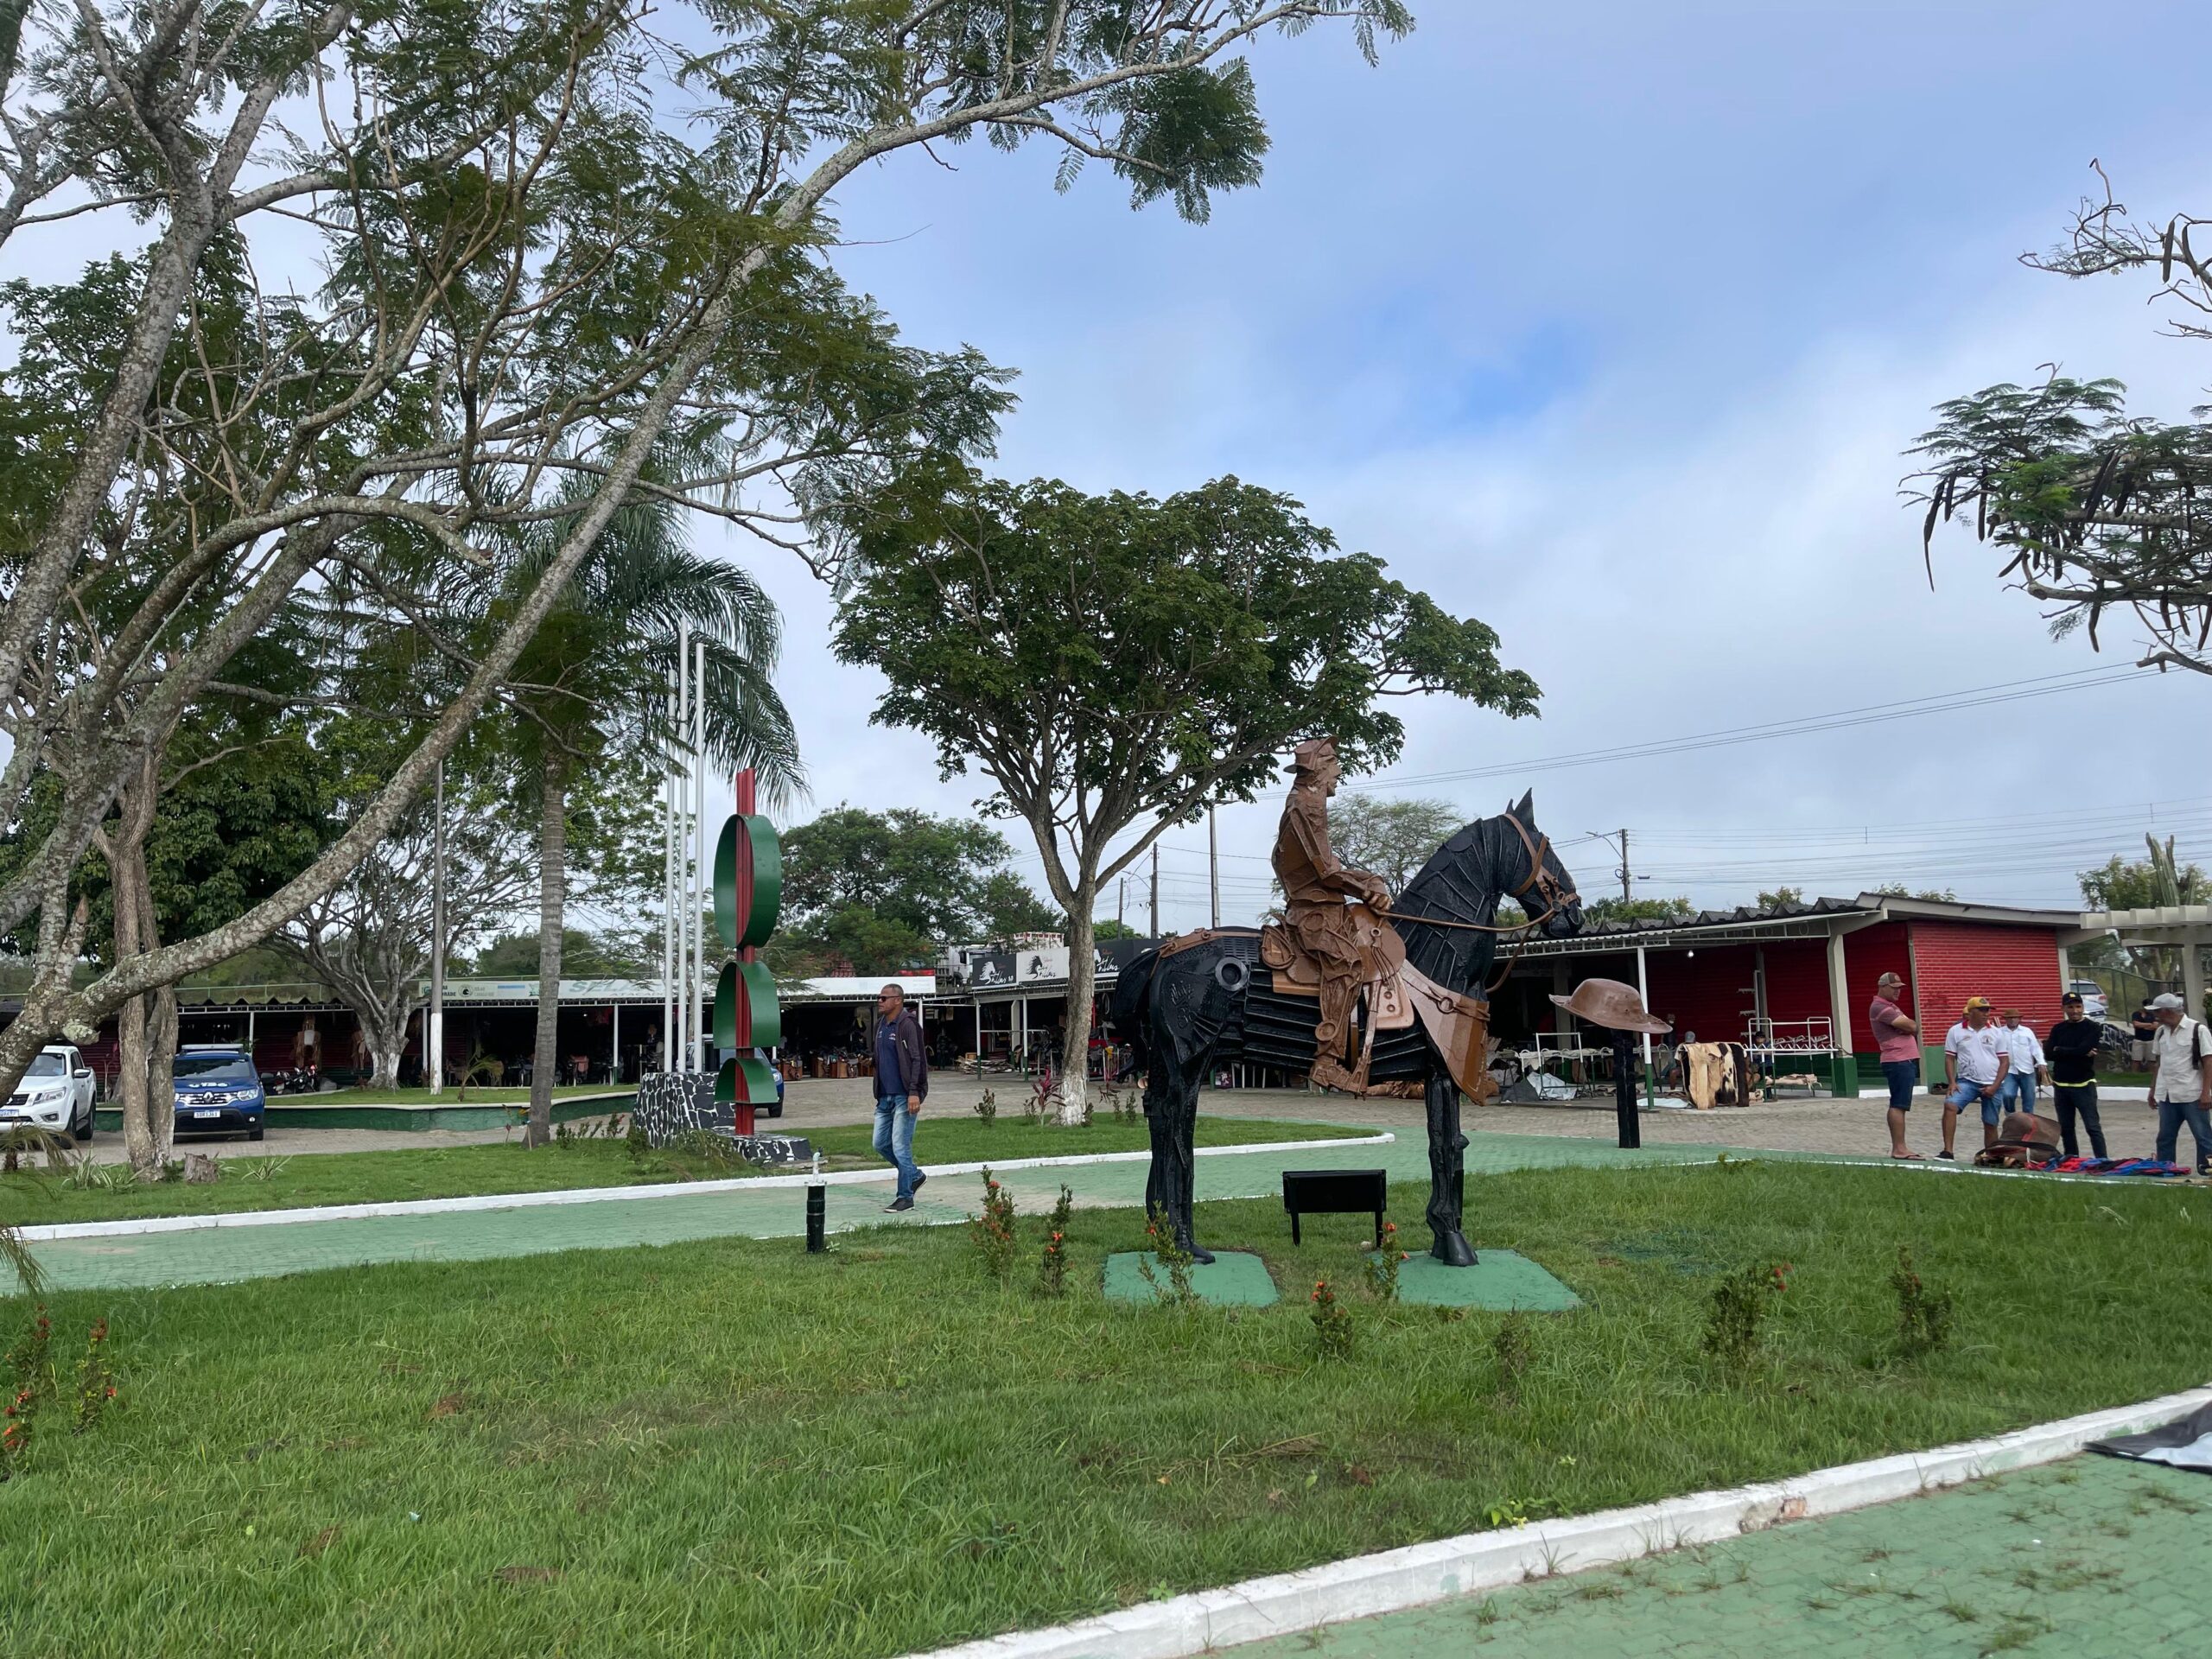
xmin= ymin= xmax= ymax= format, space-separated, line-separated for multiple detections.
xmin=1137 ymin=1208 xmax=1198 ymax=1306
xmin=1701 ymin=1261 xmax=1791 ymax=1374
xmin=1870 ymin=884 xmax=1959 ymax=902
xmin=1890 ymin=1247 xmax=1955 ymax=1359
xmin=1580 ymin=895 xmax=1697 ymax=926
xmin=1491 ymin=1310 xmax=1534 ymax=1405
xmin=1360 ymin=1220 xmax=1405 ymax=1302
xmin=1037 ymin=1185 xmax=1073 ymax=1300
xmin=1755 ymin=887 xmax=1806 ymax=911
xmin=473 ymin=930 xmax=645 ymax=979
xmin=1316 ymin=796 xmax=1463 ymax=897
xmin=969 ymin=1170 xmax=1019 ymax=1282
xmin=1308 ymin=1276 xmax=1355 ymax=1358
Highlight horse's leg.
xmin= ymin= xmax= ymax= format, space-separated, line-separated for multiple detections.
xmin=1141 ymin=1019 xmax=1175 ymax=1226
xmin=1167 ymin=1047 xmax=1213 ymax=1264
xmin=1426 ymin=1068 xmax=1476 ymax=1267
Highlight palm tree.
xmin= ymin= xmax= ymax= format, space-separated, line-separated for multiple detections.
xmin=498 ymin=488 xmax=801 ymax=1147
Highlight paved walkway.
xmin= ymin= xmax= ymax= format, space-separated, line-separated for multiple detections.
xmin=1224 ymin=1454 xmax=2209 ymax=1657
xmin=10 ymin=1130 xmax=1730 ymax=1293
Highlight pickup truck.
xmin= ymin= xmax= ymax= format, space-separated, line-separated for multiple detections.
xmin=1 ymin=1044 xmax=98 ymax=1140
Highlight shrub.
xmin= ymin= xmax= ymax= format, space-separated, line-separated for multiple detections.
xmin=969 ymin=1170 xmax=1019 ymax=1281
xmin=3 ymin=1304 xmax=120 ymax=1479
xmin=1037 ymin=1185 xmax=1074 ymax=1297
xmin=1491 ymin=1310 xmax=1533 ymax=1404
xmin=1136 ymin=1209 xmax=1197 ymax=1306
xmin=1701 ymin=1261 xmax=1790 ymax=1373
xmin=973 ymin=1089 xmax=998 ymax=1124
xmin=1310 ymin=1278 xmax=1354 ymax=1360
xmin=1362 ymin=1221 xmax=1407 ymax=1302
xmin=1891 ymin=1247 xmax=1955 ymax=1359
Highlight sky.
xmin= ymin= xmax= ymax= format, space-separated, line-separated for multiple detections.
xmin=714 ymin=0 xmax=2212 ymax=933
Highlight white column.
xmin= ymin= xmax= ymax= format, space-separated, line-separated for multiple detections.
xmin=612 ymin=1002 xmax=621 ymax=1085
xmin=677 ymin=621 xmax=694 ymax=1073
xmin=2185 ymin=929 xmax=2206 ymax=1020
xmin=1635 ymin=944 xmax=1654 ymax=1071
xmin=1826 ymin=932 xmax=1855 ymax=1052
xmin=1016 ymin=995 xmax=1027 ymax=1071
xmin=974 ymin=1000 xmax=982 ymax=1075
xmin=429 ymin=759 xmax=445 ymax=1096
xmin=662 ymin=664 xmax=677 ymax=1073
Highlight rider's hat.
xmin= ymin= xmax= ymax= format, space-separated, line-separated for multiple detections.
xmin=1548 ymin=977 xmax=1671 ymax=1035
xmin=1290 ymin=736 xmax=1339 ymax=775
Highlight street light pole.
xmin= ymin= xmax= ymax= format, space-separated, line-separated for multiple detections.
xmin=429 ymin=760 xmax=445 ymax=1096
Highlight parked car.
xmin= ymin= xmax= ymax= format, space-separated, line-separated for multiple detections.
xmin=749 ymin=1047 xmax=785 ymax=1118
xmin=2067 ymin=980 xmax=2109 ymax=1021
xmin=0 ymin=1044 xmax=97 ymax=1140
xmin=173 ymin=1046 xmax=267 ymax=1141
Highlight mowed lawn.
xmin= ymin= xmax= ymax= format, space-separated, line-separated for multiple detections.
xmin=0 ymin=1117 xmax=1360 ymax=1227
xmin=2 ymin=1162 xmax=2208 ymax=1659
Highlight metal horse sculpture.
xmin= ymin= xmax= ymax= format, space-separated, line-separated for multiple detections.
xmin=1109 ymin=793 xmax=1583 ymax=1266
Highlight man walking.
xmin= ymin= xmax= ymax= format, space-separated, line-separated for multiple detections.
xmin=1998 ymin=1009 xmax=2046 ymax=1116
xmin=1942 ymin=996 xmax=2011 ymax=1160
xmin=873 ymin=983 xmax=931 ymax=1211
xmin=2044 ymin=991 xmax=2108 ymax=1160
xmin=1866 ymin=971 xmax=1923 ymax=1159
xmin=2131 ymin=1001 xmax=2158 ymax=1071
xmin=2148 ymin=991 xmax=2212 ymax=1176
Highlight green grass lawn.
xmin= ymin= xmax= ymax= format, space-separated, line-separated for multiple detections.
xmin=1 ymin=1160 xmax=2206 ymax=1658
xmin=293 ymin=1084 xmax=626 ymax=1104
xmin=0 ymin=1116 xmax=1358 ymax=1227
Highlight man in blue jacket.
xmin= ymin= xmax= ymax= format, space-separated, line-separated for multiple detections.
xmin=874 ymin=984 xmax=931 ymax=1211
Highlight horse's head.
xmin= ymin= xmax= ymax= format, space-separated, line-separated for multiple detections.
xmin=1501 ymin=790 xmax=1582 ymax=939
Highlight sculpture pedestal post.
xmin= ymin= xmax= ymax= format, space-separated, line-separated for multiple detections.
xmin=1612 ymin=1028 xmax=1642 ymax=1150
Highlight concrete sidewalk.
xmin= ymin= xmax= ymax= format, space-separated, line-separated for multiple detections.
xmin=1220 ymin=1453 xmax=2208 ymax=1657
xmin=8 ymin=1129 xmax=1732 ymax=1293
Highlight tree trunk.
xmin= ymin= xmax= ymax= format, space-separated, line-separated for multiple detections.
xmin=1056 ymin=901 xmax=1096 ymax=1127
xmin=359 ymin=1001 xmax=413 ymax=1092
xmin=526 ymin=755 xmax=567 ymax=1148
xmin=113 ymin=835 xmax=175 ymax=1178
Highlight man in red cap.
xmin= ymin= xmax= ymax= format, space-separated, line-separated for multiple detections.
xmin=1274 ymin=736 xmax=1393 ymax=1091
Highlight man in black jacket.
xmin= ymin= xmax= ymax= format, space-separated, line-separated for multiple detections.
xmin=873 ymin=985 xmax=931 ymax=1211
xmin=2045 ymin=991 xmax=2107 ymax=1160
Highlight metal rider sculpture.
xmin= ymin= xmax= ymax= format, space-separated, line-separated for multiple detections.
xmin=1274 ymin=737 xmax=1396 ymax=1093
xmin=1110 ymin=755 xmax=1583 ymax=1268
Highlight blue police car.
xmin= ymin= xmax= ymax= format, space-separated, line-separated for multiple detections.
xmin=173 ymin=1046 xmax=268 ymax=1141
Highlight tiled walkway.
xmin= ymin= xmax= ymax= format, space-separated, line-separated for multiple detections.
xmin=10 ymin=1130 xmax=1733 ymax=1292
xmin=1223 ymin=1454 xmax=2209 ymax=1658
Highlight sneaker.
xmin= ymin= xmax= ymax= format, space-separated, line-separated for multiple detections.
xmin=1936 ymin=1149 xmax=1955 ymax=1161
xmin=912 ymin=1169 xmax=928 ymax=1196
xmin=886 ymin=1195 xmax=914 ymax=1212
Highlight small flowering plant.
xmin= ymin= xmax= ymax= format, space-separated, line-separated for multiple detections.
xmin=1037 ymin=1185 xmax=1074 ymax=1298
xmin=3 ymin=1304 xmax=121 ymax=1478
xmin=969 ymin=1169 xmax=1020 ymax=1281
xmin=1361 ymin=1221 xmax=1408 ymax=1303
xmin=1310 ymin=1278 xmax=1355 ymax=1360
xmin=1137 ymin=1209 xmax=1198 ymax=1306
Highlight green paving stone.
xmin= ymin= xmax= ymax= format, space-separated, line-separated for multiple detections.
xmin=1101 ymin=1249 xmax=1280 ymax=1306
xmin=1389 ymin=1249 xmax=1582 ymax=1311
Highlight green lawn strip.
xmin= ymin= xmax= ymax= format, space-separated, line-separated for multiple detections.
xmin=294 ymin=1084 xmax=624 ymax=1105
xmin=0 ymin=1118 xmax=1359 ymax=1228
xmin=0 ymin=1161 xmax=2203 ymax=1659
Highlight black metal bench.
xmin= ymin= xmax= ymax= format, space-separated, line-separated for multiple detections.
xmin=1281 ymin=1167 xmax=1387 ymax=1246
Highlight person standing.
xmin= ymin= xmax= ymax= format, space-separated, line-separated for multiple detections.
xmin=2131 ymin=1001 xmax=2158 ymax=1071
xmin=2044 ymin=992 xmax=2108 ymax=1160
xmin=1998 ymin=1009 xmax=2047 ymax=1116
xmin=872 ymin=984 xmax=931 ymax=1211
xmin=1866 ymin=971 xmax=1923 ymax=1159
xmin=1942 ymin=996 xmax=2011 ymax=1160
xmin=2148 ymin=991 xmax=2212 ymax=1175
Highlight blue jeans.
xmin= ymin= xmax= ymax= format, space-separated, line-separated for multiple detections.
xmin=1948 ymin=1077 xmax=2002 ymax=1126
xmin=1881 ymin=1058 xmax=1919 ymax=1110
xmin=1999 ymin=1071 xmax=2037 ymax=1114
xmin=874 ymin=1094 xmax=919 ymax=1198
xmin=2156 ymin=1097 xmax=2212 ymax=1173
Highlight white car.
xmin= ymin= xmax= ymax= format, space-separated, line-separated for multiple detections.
xmin=1 ymin=1044 xmax=98 ymax=1140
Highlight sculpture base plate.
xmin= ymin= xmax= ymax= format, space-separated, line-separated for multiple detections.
xmin=1103 ymin=1250 xmax=1279 ymax=1306
xmin=1391 ymin=1249 xmax=1580 ymax=1311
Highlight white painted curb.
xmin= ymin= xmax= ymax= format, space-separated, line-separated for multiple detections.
xmin=900 ymin=1383 xmax=2212 ymax=1659
xmin=14 ymin=1134 xmax=1395 ymax=1243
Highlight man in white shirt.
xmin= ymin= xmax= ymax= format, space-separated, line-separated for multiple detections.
xmin=1942 ymin=996 xmax=2011 ymax=1161
xmin=1998 ymin=1008 xmax=2047 ymax=1116
xmin=2148 ymin=992 xmax=2212 ymax=1175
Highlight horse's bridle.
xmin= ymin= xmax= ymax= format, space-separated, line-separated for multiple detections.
xmin=1393 ymin=810 xmax=1575 ymax=938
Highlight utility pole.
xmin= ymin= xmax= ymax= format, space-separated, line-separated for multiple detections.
xmin=428 ymin=760 xmax=445 ymax=1096
xmin=1208 ymin=806 xmax=1220 ymax=929
xmin=1618 ymin=827 xmax=1631 ymax=905
xmin=1149 ymin=844 xmax=1159 ymax=938
xmin=1116 ymin=877 xmax=1126 ymax=930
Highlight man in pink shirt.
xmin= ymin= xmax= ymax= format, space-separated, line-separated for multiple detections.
xmin=1867 ymin=970 xmax=1923 ymax=1159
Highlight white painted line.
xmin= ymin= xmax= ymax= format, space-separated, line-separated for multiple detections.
xmin=13 ymin=1134 xmax=1395 ymax=1242
xmin=898 ymin=1383 xmax=2212 ymax=1659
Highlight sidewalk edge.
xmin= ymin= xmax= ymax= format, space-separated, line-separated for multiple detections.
xmin=898 ymin=1383 xmax=2212 ymax=1659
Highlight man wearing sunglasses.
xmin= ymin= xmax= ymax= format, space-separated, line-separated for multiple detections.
xmin=873 ymin=984 xmax=931 ymax=1211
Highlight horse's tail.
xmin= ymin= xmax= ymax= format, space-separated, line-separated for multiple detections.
xmin=1106 ymin=946 xmax=1160 ymax=1071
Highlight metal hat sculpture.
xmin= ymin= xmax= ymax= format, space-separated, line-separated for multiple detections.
xmin=1548 ymin=977 xmax=1670 ymax=1035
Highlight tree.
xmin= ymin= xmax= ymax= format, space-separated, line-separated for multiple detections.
xmin=836 ymin=471 xmax=1539 ymax=1121
xmin=1581 ymin=895 xmax=1696 ymax=926
xmin=1871 ymin=883 xmax=1959 ymax=902
xmin=1755 ymin=887 xmax=1807 ymax=910
xmin=1091 ymin=918 xmax=1144 ymax=943
xmin=1310 ymin=796 xmax=1461 ymax=896
xmin=2079 ymin=838 xmax=2209 ymax=989
xmin=474 ymin=929 xmax=644 ymax=979
xmin=772 ymin=807 xmax=1055 ymax=972
xmin=0 ymin=0 xmax=1414 ymax=1104
xmin=1910 ymin=169 xmax=2212 ymax=672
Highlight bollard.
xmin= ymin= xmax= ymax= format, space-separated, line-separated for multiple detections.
xmin=1611 ymin=1028 xmax=1642 ymax=1150
xmin=805 ymin=1182 xmax=826 ymax=1253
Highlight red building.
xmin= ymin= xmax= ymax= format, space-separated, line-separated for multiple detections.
xmin=1497 ymin=893 xmax=2081 ymax=1093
